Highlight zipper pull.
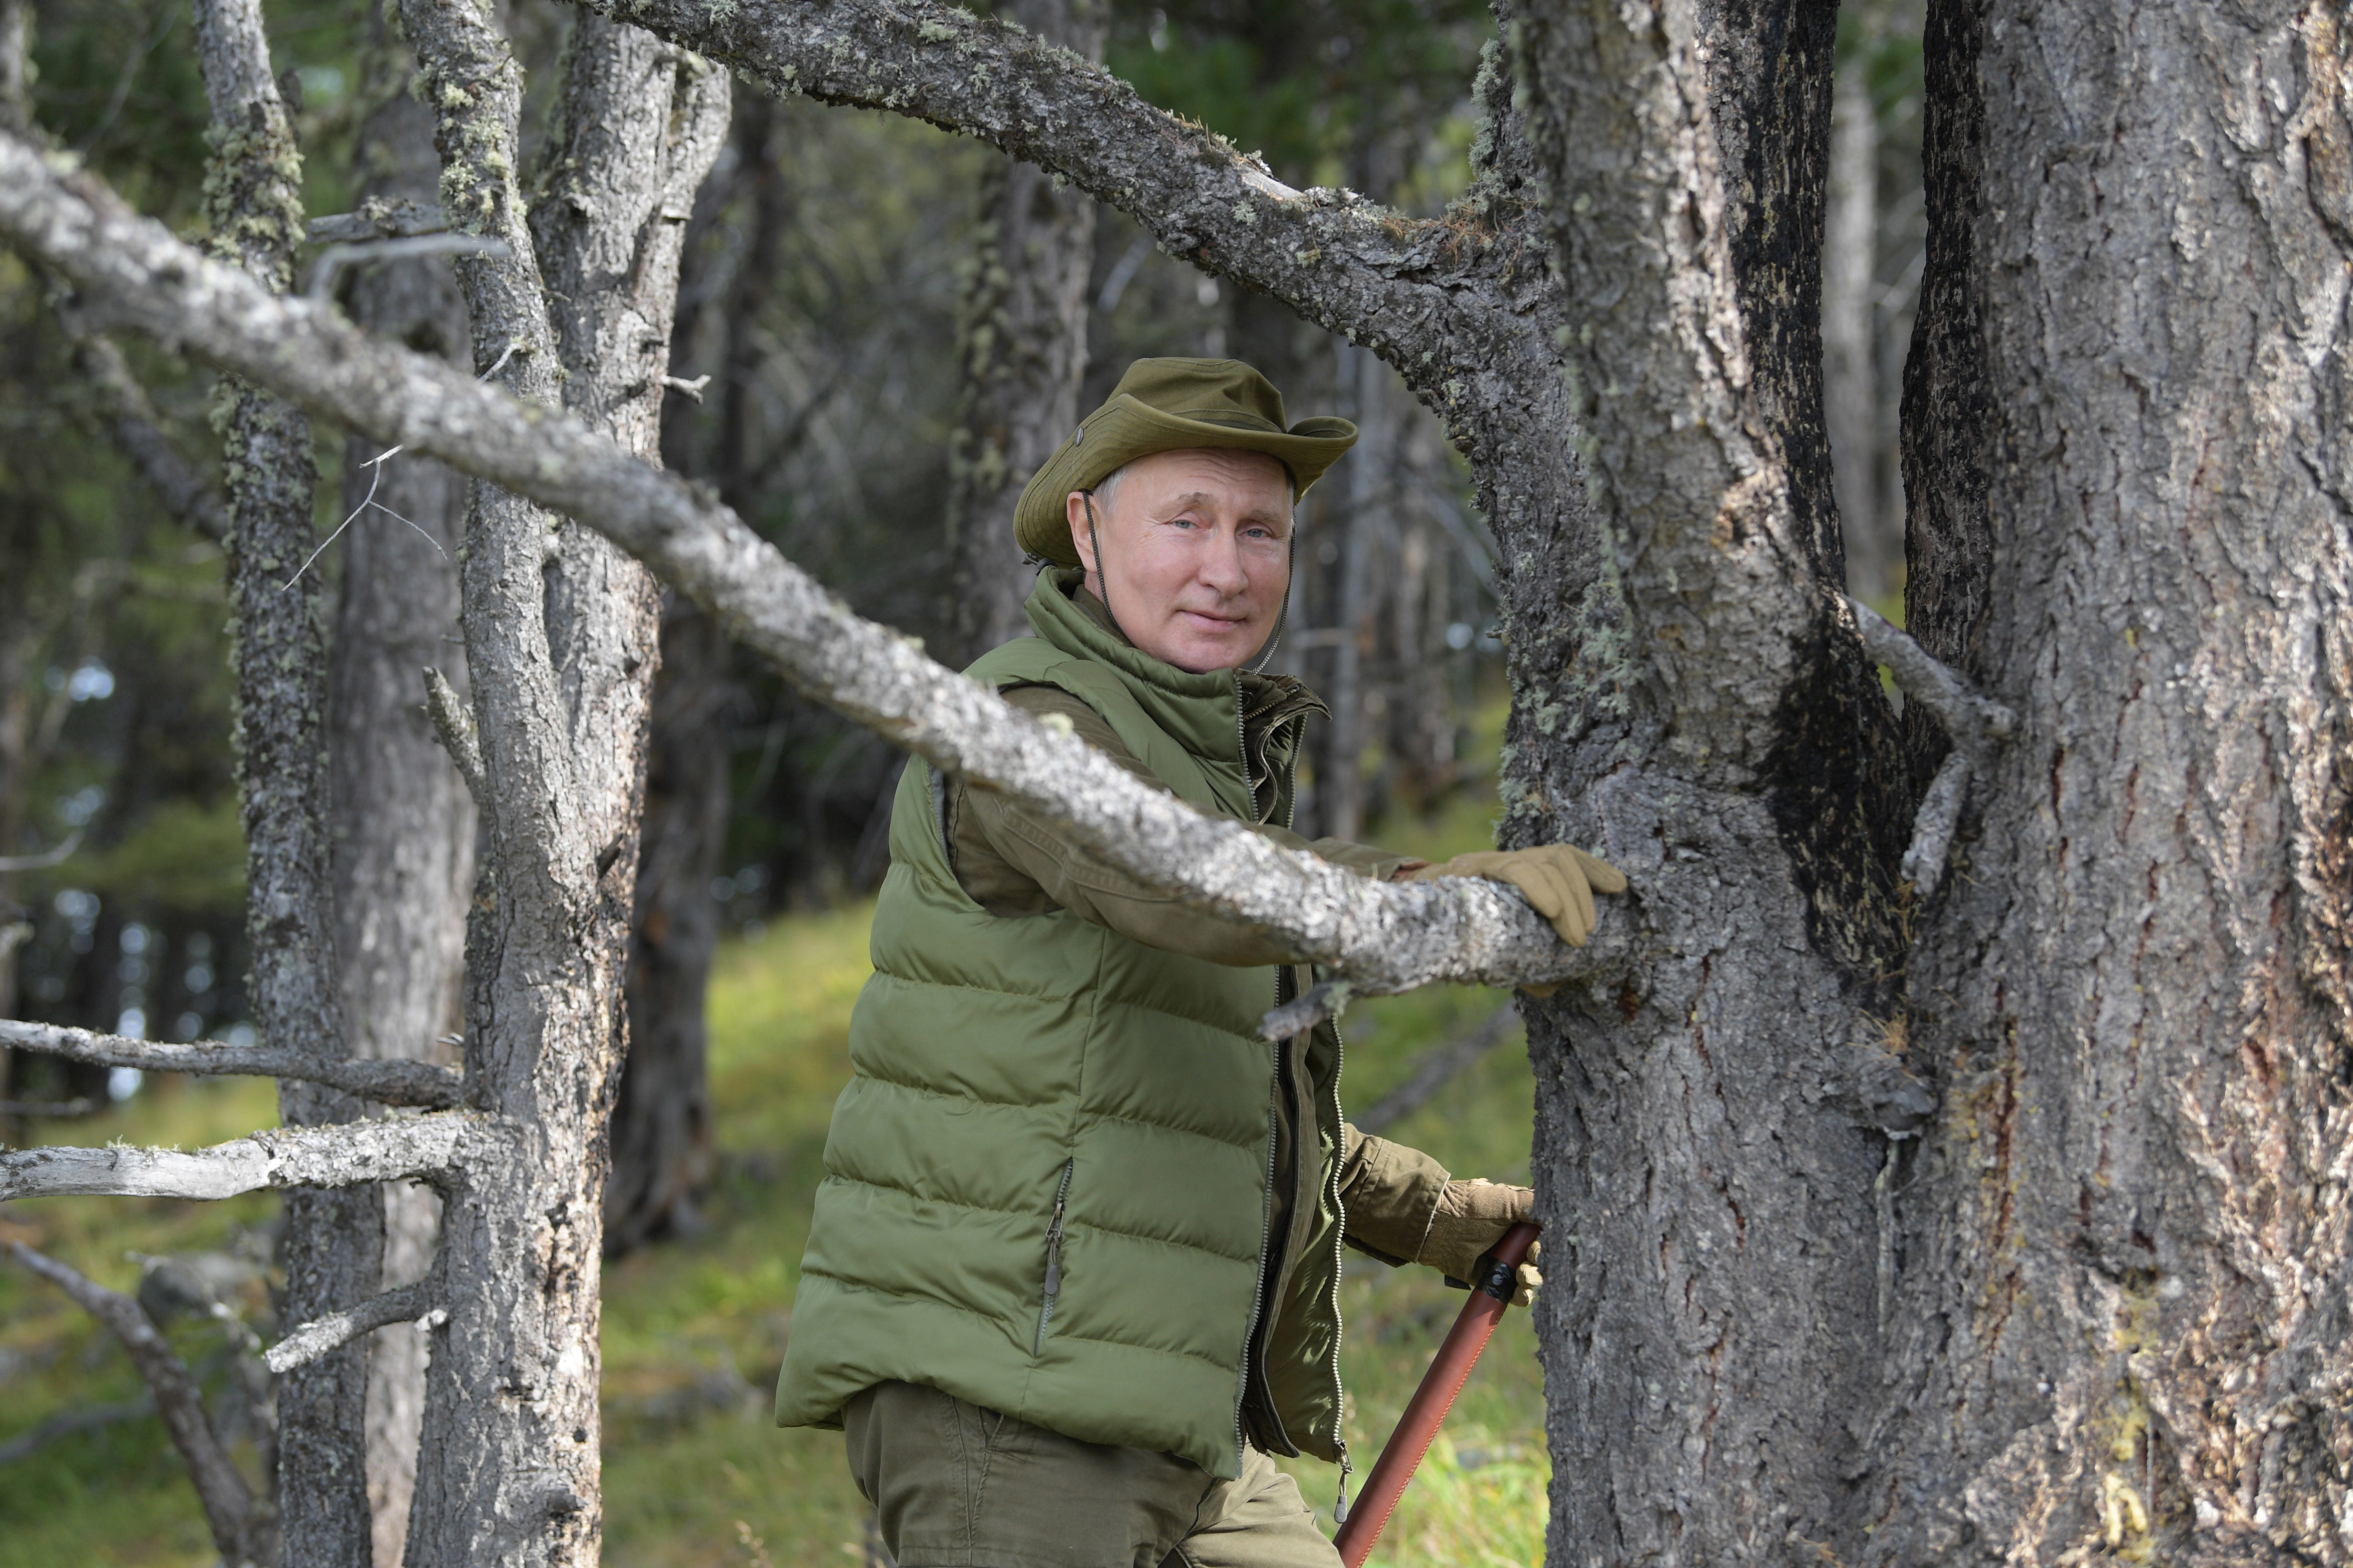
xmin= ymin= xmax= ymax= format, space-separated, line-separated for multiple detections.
xmin=1044 ymin=1187 xmax=1069 ymax=1296
xmin=1334 ymin=1451 xmax=1352 ymax=1523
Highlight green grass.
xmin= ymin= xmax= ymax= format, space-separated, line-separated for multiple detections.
xmin=1 ymin=760 xmax=1548 ymax=1566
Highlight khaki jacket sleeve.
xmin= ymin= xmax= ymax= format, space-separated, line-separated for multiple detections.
xmin=1336 ymin=1124 xmax=1451 ymax=1266
xmin=946 ymin=685 xmax=1415 ymax=967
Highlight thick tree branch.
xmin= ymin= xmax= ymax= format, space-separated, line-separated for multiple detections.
xmin=265 ymin=1281 xmax=437 ymax=1375
xmin=195 ymin=0 xmax=382 ymax=1545
xmin=0 ymin=1111 xmax=473 ymax=1200
xmin=0 ymin=1019 xmax=462 ymax=1107
xmin=0 ymin=134 xmax=1617 ymax=996
xmin=565 ymin=0 xmax=1548 ymax=411
xmin=2 ymin=1241 xmax=266 ymax=1566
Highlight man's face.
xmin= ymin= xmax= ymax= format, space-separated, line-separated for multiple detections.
xmin=1063 ymin=448 xmax=1293 ymax=674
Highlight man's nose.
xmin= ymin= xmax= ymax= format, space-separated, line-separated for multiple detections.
xmin=1197 ymin=529 xmax=1249 ymax=595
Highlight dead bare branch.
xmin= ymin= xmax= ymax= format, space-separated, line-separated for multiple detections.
xmin=265 ymin=1281 xmax=435 ymax=1375
xmin=0 ymin=1095 xmax=96 ymax=1117
xmin=0 ymin=1019 xmax=462 ymax=1108
xmin=2 ymin=1241 xmax=268 ymax=1565
xmin=307 ymin=232 xmax=509 ymax=302
xmin=0 ymin=131 xmax=1618 ymax=998
xmin=0 ymin=1395 xmax=155 ymax=1465
xmin=423 ymin=666 xmax=486 ymax=806
xmin=1901 ymin=749 xmax=1973 ymax=898
xmin=1849 ymin=599 xmax=2015 ymax=748
xmin=0 ymin=828 xmax=79 ymax=870
xmin=0 ymin=1111 xmax=473 ymax=1201
xmin=306 ymin=198 xmax=445 ymax=244
xmin=67 ymin=332 xmax=229 ymax=541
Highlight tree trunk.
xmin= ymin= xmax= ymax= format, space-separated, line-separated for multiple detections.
xmin=606 ymin=89 xmax=769 ymax=1258
xmin=607 ymin=598 xmax=726 ymax=1255
xmin=329 ymin=25 xmax=475 ymax=1565
xmin=1867 ymin=5 xmax=2353 ymax=1559
xmin=1825 ymin=27 xmax=1889 ymax=601
xmin=1510 ymin=3 xmax=1921 ymax=1560
xmin=194 ymin=1 xmax=374 ymax=1560
xmin=395 ymin=6 xmax=723 ymax=1559
xmin=941 ymin=0 xmax=1104 ymax=665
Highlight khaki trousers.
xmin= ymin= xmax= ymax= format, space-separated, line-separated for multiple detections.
xmin=843 ymin=1381 xmax=1344 ymax=1568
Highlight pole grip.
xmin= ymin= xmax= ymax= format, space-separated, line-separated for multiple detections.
xmin=1333 ymin=1221 xmax=1540 ymax=1568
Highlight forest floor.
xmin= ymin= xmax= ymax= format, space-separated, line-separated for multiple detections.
xmin=0 ymin=777 xmax=1547 ymax=1566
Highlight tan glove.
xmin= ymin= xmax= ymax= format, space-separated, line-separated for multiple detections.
xmin=1402 ymin=845 xmax=1627 ymax=948
xmin=1416 ymin=1178 xmax=1542 ymax=1308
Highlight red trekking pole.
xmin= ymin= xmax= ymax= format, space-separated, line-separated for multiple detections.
xmin=1332 ymin=1221 xmax=1541 ymax=1567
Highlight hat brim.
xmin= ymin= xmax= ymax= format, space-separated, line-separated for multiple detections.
xmin=1013 ymin=394 xmax=1358 ymax=567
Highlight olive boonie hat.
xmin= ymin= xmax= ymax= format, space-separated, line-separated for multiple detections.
xmin=1014 ymin=357 xmax=1357 ymax=566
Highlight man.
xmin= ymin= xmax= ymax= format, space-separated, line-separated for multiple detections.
xmin=775 ymin=360 xmax=1625 ymax=1566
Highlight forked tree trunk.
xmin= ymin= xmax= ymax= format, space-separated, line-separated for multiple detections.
xmin=394 ymin=6 xmax=724 ymax=1559
xmin=329 ymin=25 xmax=475 ymax=1564
xmin=940 ymin=0 xmax=1104 ymax=664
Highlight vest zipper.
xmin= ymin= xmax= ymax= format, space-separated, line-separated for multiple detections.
xmin=1235 ymin=1062 xmax=1281 ymax=1471
xmin=1035 ymin=1158 xmax=1074 ymax=1355
xmin=1232 ymin=672 xmax=1279 ymax=1471
xmin=1324 ymin=1012 xmax=1351 ymax=1517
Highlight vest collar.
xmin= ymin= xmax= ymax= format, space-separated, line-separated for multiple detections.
xmin=1025 ymin=568 xmax=1248 ymax=765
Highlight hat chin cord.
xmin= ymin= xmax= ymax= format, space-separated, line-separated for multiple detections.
xmin=1081 ymin=490 xmax=1293 ymax=677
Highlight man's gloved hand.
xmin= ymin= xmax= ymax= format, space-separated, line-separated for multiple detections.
xmin=1416 ymin=1179 xmax=1542 ymax=1308
xmin=1402 ymin=845 xmax=1627 ymax=948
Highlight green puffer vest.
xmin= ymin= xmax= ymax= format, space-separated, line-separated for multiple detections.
xmin=773 ymin=575 xmax=1348 ymax=1480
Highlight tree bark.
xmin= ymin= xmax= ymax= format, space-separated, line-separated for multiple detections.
xmin=192 ymin=0 xmax=375 ymax=1559
xmin=1866 ymin=6 xmax=2353 ymax=1559
xmin=940 ymin=0 xmax=1103 ymax=665
xmin=536 ymin=8 xmax=732 ymax=1266
xmin=607 ymin=88 xmax=773 ymax=1260
xmin=1507 ymin=3 xmax=1930 ymax=1561
xmin=329 ymin=25 xmax=476 ymax=1562
xmin=607 ymin=599 xmax=726 ymax=1254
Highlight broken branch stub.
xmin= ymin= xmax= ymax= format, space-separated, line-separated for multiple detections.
xmin=0 ymin=135 xmax=1620 ymax=1000
xmin=266 ymin=1280 xmax=437 ymax=1375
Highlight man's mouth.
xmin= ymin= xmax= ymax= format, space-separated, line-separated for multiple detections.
xmin=1178 ymin=609 xmax=1247 ymax=630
